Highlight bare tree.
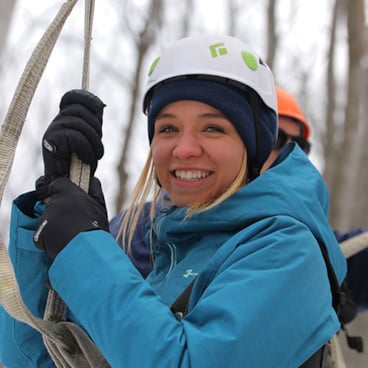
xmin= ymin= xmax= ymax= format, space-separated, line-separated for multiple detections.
xmin=179 ymin=0 xmax=194 ymax=37
xmin=225 ymin=0 xmax=241 ymax=36
xmin=115 ymin=0 xmax=163 ymax=212
xmin=352 ymin=28 xmax=368 ymax=229
xmin=329 ymin=0 xmax=365 ymax=230
xmin=265 ymin=0 xmax=278 ymax=70
xmin=323 ymin=0 xmax=342 ymax=194
xmin=0 ymin=0 xmax=17 ymax=57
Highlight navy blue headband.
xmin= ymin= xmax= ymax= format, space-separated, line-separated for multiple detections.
xmin=146 ymin=79 xmax=276 ymax=167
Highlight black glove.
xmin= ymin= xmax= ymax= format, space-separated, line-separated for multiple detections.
xmin=36 ymin=89 xmax=105 ymax=200
xmin=34 ymin=177 xmax=109 ymax=259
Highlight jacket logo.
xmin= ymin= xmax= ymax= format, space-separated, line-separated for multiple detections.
xmin=183 ymin=269 xmax=198 ymax=279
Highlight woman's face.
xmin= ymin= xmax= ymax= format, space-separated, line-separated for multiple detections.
xmin=151 ymin=100 xmax=246 ymax=207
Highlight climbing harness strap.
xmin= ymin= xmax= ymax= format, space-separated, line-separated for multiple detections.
xmin=339 ymin=231 xmax=368 ymax=259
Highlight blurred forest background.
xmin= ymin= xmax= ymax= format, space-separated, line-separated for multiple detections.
xmin=0 ymin=0 xmax=367 ymax=366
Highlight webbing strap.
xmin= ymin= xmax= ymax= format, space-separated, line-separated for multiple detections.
xmin=299 ymin=343 xmax=330 ymax=368
xmin=339 ymin=231 xmax=368 ymax=258
xmin=0 ymin=1 xmax=109 ymax=366
xmin=43 ymin=0 xmax=94 ymax=327
xmin=43 ymin=0 xmax=94 ymax=321
xmin=0 ymin=0 xmax=78 ymax=329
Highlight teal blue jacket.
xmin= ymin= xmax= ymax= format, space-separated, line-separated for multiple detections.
xmin=0 ymin=143 xmax=347 ymax=367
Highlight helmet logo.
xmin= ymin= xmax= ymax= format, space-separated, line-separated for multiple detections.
xmin=148 ymin=56 xmax=160 ymax=76
xmin=209 ymin=42 xmax=228 ymax=58
xmin=241 ymin=51 xmax=258 ymax=71
xmin=208 ymin=43 xmax=258 ymax=71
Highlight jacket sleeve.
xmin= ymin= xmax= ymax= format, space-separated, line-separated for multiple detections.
xmin=346 ymin=238 xmax=368 ymax=310
xmin=334 ymin=228 xmax=368 ymax=310
xmin=48 ymin=216 xmax=346 ymax=368
xmin=0 ymin=192 xmax=54 ymax=368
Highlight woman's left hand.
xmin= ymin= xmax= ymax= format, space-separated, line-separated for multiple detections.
xmin=33 ymin=177 xmax=109 ymax=259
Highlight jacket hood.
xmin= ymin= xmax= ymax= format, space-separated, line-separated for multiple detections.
xmin=153 ymin=142 xmax=346 ymax=282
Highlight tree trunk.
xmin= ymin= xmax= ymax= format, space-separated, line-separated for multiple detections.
xmin=115 ymin=0 xmax=163 ymax=212
xmin=329 ymin=0 xmax=365 ymax=231
xmin=323 ymin=0 xmax=340 ymax=194
xmin=0 ymin=0 xmax=17 ymax=57
xmin=350 ymin=24 xmax=368 ymax=229
xmin=266 ymin=0 xmax=277 ymax=70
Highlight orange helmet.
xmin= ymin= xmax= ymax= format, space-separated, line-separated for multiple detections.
xmin=276 ymin=86 xmax=310 ymax=139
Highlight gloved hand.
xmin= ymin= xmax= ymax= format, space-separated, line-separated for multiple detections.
xmin=33 ymin=177 xmax=109 ymax=259
xmin=36 ymin=89 xmax=105 ymax=200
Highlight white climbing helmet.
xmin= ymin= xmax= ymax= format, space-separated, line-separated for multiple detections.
xmin=143 ymin=34 xmax=277 ymax=114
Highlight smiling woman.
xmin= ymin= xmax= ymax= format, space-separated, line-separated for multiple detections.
xmin=0 ymin=34 xmax=347 ymax=368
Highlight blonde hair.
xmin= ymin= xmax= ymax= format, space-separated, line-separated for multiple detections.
xmin=119 ymin=149 xmax=248 ymax=253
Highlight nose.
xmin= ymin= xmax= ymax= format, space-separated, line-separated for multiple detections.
xmin=172 ymin=131 xmax=203 ymax=160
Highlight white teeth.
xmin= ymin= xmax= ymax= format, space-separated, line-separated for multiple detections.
xmin=175 ymin=170 xmax=210 ymax=181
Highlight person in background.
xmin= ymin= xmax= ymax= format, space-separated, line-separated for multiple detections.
xmin=267 ymin=86 xmax=368 ymax=361
xmin=264 ymin=86 xmax=367 ymax=315
xmin=262 ymin=85 xmax=311 ymax=171
xmin=0 ymin=35 xmax=346 ymax=367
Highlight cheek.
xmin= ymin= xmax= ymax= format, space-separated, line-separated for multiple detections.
xmin=151 ymin=142 xmax=170 ymax=177
xmin=151 ymin=141 xmax=166 ymax=160
xmin=216 ymin=146 xmax=245 ymax=181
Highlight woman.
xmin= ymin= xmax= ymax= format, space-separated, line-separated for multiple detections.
xmin=0 ymin=35 xmax=346 ymax=367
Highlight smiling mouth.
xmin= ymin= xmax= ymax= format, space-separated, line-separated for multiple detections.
xmin=173 ymin=170 xmax=211 ymax=181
